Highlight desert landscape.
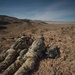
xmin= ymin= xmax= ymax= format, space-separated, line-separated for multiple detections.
xmin=0 ymin=15 xmax=75 ymax=75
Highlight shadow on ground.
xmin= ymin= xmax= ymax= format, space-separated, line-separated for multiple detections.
xmin=0 ymin=21 xmax=10 ymax=25
xmin=0 ymin=25 xmax=7 ymax=30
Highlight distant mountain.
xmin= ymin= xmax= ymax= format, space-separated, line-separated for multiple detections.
xmin=0 ymin=15 xmax=22 ymax=25
xmin=0 ymin=15 xmax=48 ymax=26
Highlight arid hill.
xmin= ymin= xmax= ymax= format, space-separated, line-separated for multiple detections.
xmin=0 ymin=15 xmax=75 ymax=75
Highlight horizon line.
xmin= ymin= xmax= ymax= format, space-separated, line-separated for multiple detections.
xmin=0 ymin=14 xmax=75 ymax=23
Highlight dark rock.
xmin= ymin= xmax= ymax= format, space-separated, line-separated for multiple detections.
xmin=50 ymin=38 xmax=54 ymax=40
xmin=58 ymin=40 xmax=61 ymax=42
xmin=1 ymin=37 xmax=6 ymax=40
xmin=56 ymin=71 xmax=63 ymax=75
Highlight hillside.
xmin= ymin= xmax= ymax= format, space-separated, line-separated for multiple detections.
xmin=0 ymin=15 xmax=75 ymax=75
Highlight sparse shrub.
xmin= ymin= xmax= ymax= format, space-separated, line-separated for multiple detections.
xmin=40 ymin=28 xmax=49 ymax=33
xmin=40 ymin=30 xmax=44 ymax=33
xmin=31 ymin=29 xmax=38 ymax=34
xmin=44 ymin=28 xmax=49 ymax=31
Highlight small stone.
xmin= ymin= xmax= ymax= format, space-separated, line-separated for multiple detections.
xmin=1 ymin=37 xmax=6 ymax=40
xmin=63 ymin=71 xmax=72 ymax=75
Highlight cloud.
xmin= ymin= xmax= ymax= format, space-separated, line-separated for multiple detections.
xmin=26 ymin=0 xmax=75 ymax=21
xmin=0 ymin=0 xmax=75 ymax=22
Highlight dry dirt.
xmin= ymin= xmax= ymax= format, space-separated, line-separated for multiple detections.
xmin=0 ymin=15 xmax=75 ymax=75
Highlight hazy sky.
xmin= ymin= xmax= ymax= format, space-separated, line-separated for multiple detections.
xmin=0 ymin=0 xmax=75 ymax=22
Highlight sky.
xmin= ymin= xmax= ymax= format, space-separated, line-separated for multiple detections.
xmin=0 ymin=0 xmax=75 ymax=22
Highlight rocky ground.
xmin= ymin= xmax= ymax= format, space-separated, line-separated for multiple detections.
xmin=0 ymin=15 xmax=75 ymax=75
